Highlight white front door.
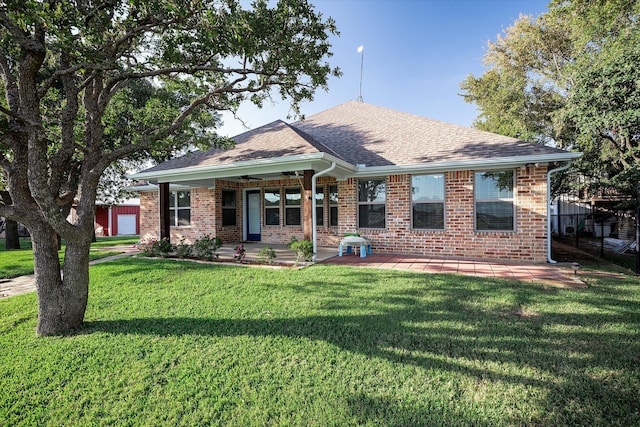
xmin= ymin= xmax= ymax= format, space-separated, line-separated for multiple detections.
xmin=246 ymin=190 xmax=261 ymax=241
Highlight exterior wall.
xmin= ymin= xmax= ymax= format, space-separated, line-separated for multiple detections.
xmin=137 ymin=166 xmax=548 ymax=261
xmin=140 ymin=191 xmax=159 ymax=242
xmin=138 ymin=177 xmax=343 ymax=246
xmin=337 ymin=166 xmax=548 ymax=262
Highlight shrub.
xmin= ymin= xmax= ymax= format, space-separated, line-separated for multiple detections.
xmin=257 ymin=245 xmax=276 ymax=264
xmin=192 ymin=234 xmax=223 ymax=261
xmin=233 ymin=244 xmax=246 ymax=263
xmin=288 ymin=238 xmax=314 ymax=263
xmin=175 ymin=237 xmax=192 ymax=258
xmin=137 ymin=238 xmax=174 ymax=257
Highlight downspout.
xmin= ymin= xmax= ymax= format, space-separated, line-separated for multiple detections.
xmin=547 ymin=162 xmax=571 ymax=263
xmin=311 ymin=162 xmax=337 ymax=262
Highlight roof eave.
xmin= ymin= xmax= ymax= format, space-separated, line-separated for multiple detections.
xmin=352 ymin=152 xmax=582 ymax=177
xmin=128 ymin=153 xmax=356 ymax=183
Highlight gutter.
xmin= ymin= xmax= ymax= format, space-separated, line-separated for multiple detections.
xmin=311 ymin=162 xmax=337 ymax=262
xmin=547 ymin=162 xmax=572 ymax=264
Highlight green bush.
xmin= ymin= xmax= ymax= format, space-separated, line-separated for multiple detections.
xmin=257 ymin=246 xmax=276 ymax=264
xmin=192 ymin=234 xmax=223 ymax=261
xmin=137 ymin=238 xmax=174 ymax=257
xmin=288 ymin=238 xmax=314 ymax=263
xmin=175 ymin=237 xmax=192 ymax=258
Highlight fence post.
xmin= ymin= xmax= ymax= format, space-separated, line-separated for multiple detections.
xmin=600 ymin=218 xmax=605 ymax=258
xmin=636 ymin=205 xmax=640 ymax=274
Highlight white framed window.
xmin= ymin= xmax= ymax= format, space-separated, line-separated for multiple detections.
xmin=315 ymin=186 xmax=324 ymax=226
xmin=412 ymin=174 xmax=445 ymax=230
xmin=475 ymin=170 xmax=515 ymax=231
xmin=358 ymin=179 xmax=386 ymax=229
xmin=285 ymin=187 xmax=301 ymax=226
xmin=329 ymin=185 xmax=338 ymax=227
xmin=221 ymin=189 xmax=236 ymax=226
xmin=169 ymin=190 xmax=191 ymax=226
xmin=264 ymin=188 xmax=280 ymax=226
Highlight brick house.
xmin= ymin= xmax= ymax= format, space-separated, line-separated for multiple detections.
xmin=131 ymin=101 xmax=580 ymax=262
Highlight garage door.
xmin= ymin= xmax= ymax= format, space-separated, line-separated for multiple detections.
xmin=117 ymin=214 xmax=137 ymax=235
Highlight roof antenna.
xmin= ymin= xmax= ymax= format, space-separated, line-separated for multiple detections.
xmin=357 ymin=45 xmax=364 ymax=102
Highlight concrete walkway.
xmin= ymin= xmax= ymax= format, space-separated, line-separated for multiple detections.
xmin=0 ymin=246 xmax=139 ymax=300
xmin=1 ymin=244 xmax=587 ymax=300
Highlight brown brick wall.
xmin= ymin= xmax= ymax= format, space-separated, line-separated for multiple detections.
xmin=138 ymin=166 xmax=548 ymax=261
xmin=337 ymin=167 xmax=548 ymax=262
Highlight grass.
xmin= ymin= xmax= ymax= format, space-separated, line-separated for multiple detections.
xmin=0 ymin=236 xmax=139 ymax=279
xmin=1 ymin=258 xmax=639 ymax=426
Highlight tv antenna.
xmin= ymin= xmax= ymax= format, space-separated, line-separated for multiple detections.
xmin=357 ymin=45 xmax=364 ymax=102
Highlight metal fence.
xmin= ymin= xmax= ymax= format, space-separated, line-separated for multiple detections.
xmin=551 ymin=208 xmax=638 ymax=272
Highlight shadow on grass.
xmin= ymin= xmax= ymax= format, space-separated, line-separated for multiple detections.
xmin=84 ymin=258 xmax=640 ymax=424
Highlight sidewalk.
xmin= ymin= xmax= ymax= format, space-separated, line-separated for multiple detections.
xmin=0 ymin=247 xmax=139 ymax=299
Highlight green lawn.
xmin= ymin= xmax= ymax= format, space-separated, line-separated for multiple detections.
xmin=0 ymin=236 xmax=138 ymax=279
xmin=1 ymin=258 xmax=639 ymax=426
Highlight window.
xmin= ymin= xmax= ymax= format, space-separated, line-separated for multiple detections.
xmin=264 ymin=188 xmax=280 ymax=226
xmin=358 ymin=179 xmax=386 ymax=228
xmin=169 ymin=190 xmax=191 ymax=226
xmin=285 ymin=187 xmax=301 ymax=226
xmin=329 ymin=185 xmax=338 ymax=227
xmin=315 ymin=186 xmax=324 ymax=226
xmin=221 ymin=189 xmax=236 ymax=226
xmin=412 ymin=174 xmax=445 ymax=229
xmin=475 ymin=170 xmax=515 ymax=231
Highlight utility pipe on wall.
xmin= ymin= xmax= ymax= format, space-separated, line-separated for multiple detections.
xmin=311 ymin=162 xmax=337 ymax=261
xmin=547 ymin=162 xmax=571 ymax=264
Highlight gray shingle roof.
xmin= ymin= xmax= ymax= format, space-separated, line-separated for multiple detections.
xmin=140 ymin=101 xmax=572 ymax=174
xmin=292 ymin=101 xmax=569 ymax=167
xmin=141 ymin=120 xmax=324 ymax=173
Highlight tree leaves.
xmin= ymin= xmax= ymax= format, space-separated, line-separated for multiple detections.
xmin=460 ymin=0 xmax=640 ymax=200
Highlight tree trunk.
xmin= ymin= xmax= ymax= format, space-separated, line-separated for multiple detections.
xmin=31 ymin=222 xmax=90 ymax=336
xmin=4 ymin=219 xmax=21 ymax=250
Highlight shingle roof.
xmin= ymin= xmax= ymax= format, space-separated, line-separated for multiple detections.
xmin=292 ymin=101 xmax=569 ymax=167
xmin=141 ymin=120 xmax=325 ymax=173
xmin=140 ymin=101 xmax=573 ymax=174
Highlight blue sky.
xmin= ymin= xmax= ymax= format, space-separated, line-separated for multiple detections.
xmin=219 ymin=0 xmax=550 ymax=137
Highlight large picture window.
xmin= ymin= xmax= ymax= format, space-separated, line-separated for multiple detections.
xmin=285 ymin=188 xmax=301 ymax=226
xmin=329 ymin=185 xmax=338 ymax=227
xmin=221 ymin=189 xmax=236 ymax=226
xmin=358 ymin=179 xmax=386 ymax=229
xmin=169 ymin=190 xmax=191 ymax=226
xmin=315 ymin=186 xmax=324 ymax=226
xmin=412 ymin=174 xmax=445 ymax=229
xmin=475 ymin=170 xmax=515 ymax=231
xmin=264 ymin=188 xmax=280 ymax=226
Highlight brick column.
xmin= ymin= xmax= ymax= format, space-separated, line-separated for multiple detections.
xmin=303 ymin=170 xmax=313 ymax=240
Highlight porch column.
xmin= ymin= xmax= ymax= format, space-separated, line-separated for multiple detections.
xmin=159 ymin=182 xmax=171 ymax=242
xmin=303 ymin=170 xmax=313 ymax=240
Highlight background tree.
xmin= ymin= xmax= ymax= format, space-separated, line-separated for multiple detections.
xmin=460 ymin=0 xmax=640 ymax=202
xmin=0 ymin=0 xmax=340 ymax=336
xmin=1 ymin=183 xmax=21 ymax=249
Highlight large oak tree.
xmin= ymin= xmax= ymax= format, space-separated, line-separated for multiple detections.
xmin=0 ymin=0 xmax=339 ymax=336
xmin=460 ymin=0 xmax=640 ymax=201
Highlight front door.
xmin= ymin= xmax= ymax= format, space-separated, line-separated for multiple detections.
xmin=246 ymin=190 xmax=261 ymax=241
